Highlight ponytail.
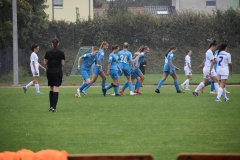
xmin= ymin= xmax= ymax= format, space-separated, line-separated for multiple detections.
xmin=217 ymin=43 xmax=227 ymax=56
xmin=31 ymin=43 xmax=39 ymax=52
xmin=208 ymin=40 xmax=217 ymax=49
xmin=52 ymin=38 xmax=59 ymax=53
xmin=100 ymin=41 xmax=108 ymax=49
xmin=165 ymin=46 xmax=176 ymax=57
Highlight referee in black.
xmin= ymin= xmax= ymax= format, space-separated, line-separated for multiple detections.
xmin=44 ymin=38 xmax=65 ymax=112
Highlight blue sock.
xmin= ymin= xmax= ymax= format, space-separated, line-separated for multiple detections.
xmin=136 ymin=82 xmax=142 ymax=90
xmin=122 ymin=82 xmax=128 ymax=91
xmin=117 ymin=83 xmax=119 ymax=87
xmin=102 ymin=81 xmax=105 ymax=89
xmin=106 ymin=83 xmax=113 ymax=90
xmin=211 ymin=82 xmax=215 ymax=91
xmin=79 ymin=82 xmax=88 ymax=91
xmin=135 ymin=81 xmax=138 ymax=90
xmin=157 ymin=80 xmax=164 ymax=90
xmin=174 ymin=81 xmax=180 ymax=91
xmin=128 ymin=82 xmax=132 ymax=91
xmin=114 ymin=86 xmax=118 ymax=94
xmin=205 ymin=80 xmax=211 ymax=87
xmin=83 ymin=81 xmax=93 ymax=91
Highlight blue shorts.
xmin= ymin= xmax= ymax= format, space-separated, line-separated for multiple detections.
xmin=110 ymin=69 xmax=119 ymax=79
xmin=81 ymin=69 xmax=90 ymax=80
xmin=119 ymin=68 xmax=131 ymax=77
xmin=132 ymin=68 xmax=142 ymax=79
xmin=93 ymin=66 xmax=104 ymax=75
xmin=163 ymin=68 xmax=176 ymax=75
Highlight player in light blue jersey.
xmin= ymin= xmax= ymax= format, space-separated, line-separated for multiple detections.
xmin=117 ymin=42 xmax=136 ymax=96
xmin=104 ymin=44 xmax=122 ymax=96
xmin=131 ymin=45 xmax=150 ymax=94
xmin=75 ymin=46 xmax=100 ymax=97
xmin=155 ymin=46 xmax=184 ymax=94
xmin=81 ymin=42 xmax=109 ymax=95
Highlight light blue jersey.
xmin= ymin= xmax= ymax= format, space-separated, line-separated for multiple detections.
xmin=81 ymin=53 xmax=97 ymax=71
xmin=213 ymin=50 xmax=218 ymax=71
xmin=118 ymin=49 xmax=132 ymax=67
xmin=93 ymin=49 xmax=105 ymax=74
xmin=163 ymin=51 xmax=175 ymax=73
xmin=108 ymin=53 xmax=119 ymax=70
xmin=133 ymin=52 xmax=146 ymax=67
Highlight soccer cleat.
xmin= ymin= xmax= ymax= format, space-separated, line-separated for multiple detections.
xmin=134 ymin=89 xmax=142 ymax=94
xmin=177 ymin=90 xmax=185 ymax=93
xmin=23 ymin=86 xmax=27 ymax=94
xmin=119 ymin=89 xmax=125 ymax=95
xmin=37 ymin=91 xmax=44 ymax=94
xmin=75 ymin=89 xmax=81 ymax=97
xmin=226 ymin=90 xmax=230 ymax=93
xmin=51 ymin=109 xmax=57 ymax=112
xmin=215 ymin=98 xmax=222 ymax=102
xmin=111 ymin=93 xmax=116 ymax=96
xmin=210 ymin=91 xmax=217 ymax=94
xmin=224 ymin=97 xmax=229 ymax=101
xmin=102 ymin=88 xmax=107 ymax=96
xmin=49 ymin=107 xmax=53 ymax=112
xmin=81 ymin=90 xmax=87 ymax=95
xmin=185 ymin=88 xmax=190 ymax=90
xmin=155 ymin=89 xmax=160 ymax=93
xmin=115 ymin=94 xmax=121 ymax=97
xmin=192 ymin=92 xmax=198 ymax=96
xmin=130 ymin=91 xmax=137 ymax=96
xmin=200 ymin=87 xmax=204 ymax=93
xmin=180 ymin=84 xmax=185 ymax=90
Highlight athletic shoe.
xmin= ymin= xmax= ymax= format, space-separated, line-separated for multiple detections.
xmin=102 ymin=88 xmax=107 ymax=96
xmin=226 ymin=90 xmax=230 ymax=93
xmin=192 ymin=92 xmax=198 ymax=96
xmin=177 ymin=90 xmax=185 ymax=93
xmin=49 ymin=107 xmax=53 ymax=112
xmin=130 ymin=91 xmax=137 ymax=96
xmin=111 ymin=93 xmax=115 ymax=96
xmin=23 ymin=86 xmax=27 ymax=94
xmin=200 ymin=87 xmax=204 ymax=93
xmin=37 ymin=91 xmax=44 ymax=94
xmin=155 ymin=89 xmax=160 ymax=93
xmin=81 ymin=90 xmax=87 ymax=95
xmin=115 ymin=94 xmax=121 ymax=97
xmin=180 ymin=84 xmax=185 ymax=90
xmin=224 ymin=97 xmax=229 ymax=101
xmin=75 ymin=89 xmax=81 ymax=97
xmin=51 ymin=109 xmax=57 ymax=112
xmin=185 ymin=88 xmax=190 ymax=90
xmin=134 ymin=89 xmax=142 ymax=94
xmin=119 ymin=89 xmax=125 ymax=95
xmin=215 ymin=98 xmax=222 ymax=102
xmin=210 ymin=91 xmax=217 ymax=94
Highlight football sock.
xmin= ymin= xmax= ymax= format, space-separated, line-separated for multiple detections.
xmin=35 ymin=84 xmax=39 ymax=92
xmin=182 ymin=79 xmax=189 ymax=86
xmin=106 ymin=83 xmax=113 ymax=90
xmin=205 ymin=80 xmax=211 ymax=87
xmin=222 ymin=88 xmax=227 ymax=98
xmin=79 ymin=82 xmax=88 ymax=91
xmin=114 ymin=86 xmax=118 ymax=94
xmin=26 ymin=81 xmax=33 ymax=88
xmin=53 ymin=92 xmax=59 ymax=109
xmin=217 ymin=87 xmax=223 ymax=99
xmin=122 ymin=82 xmax=128 ymax=91
xmin=84 ymin=81 xmax=93 ymax=91
xmin=174 ymin=81 xmax=180 ymax=91
xmin=214 ymin=82 xmax=219 ymax=93
xmin=211 ymin=82 xmax=215 ymax=91
xmin=128 ymin=82 xmax=132 ymax=91
xmin=157 ymin=80 xmax=164 ymax=90
xmin=195 ymin=82 xmax=204 ymax=92
xmin=186 ymin=79 xmax=190 ymax=88
xmin=102 ymin=81 xmax=106 ymax=89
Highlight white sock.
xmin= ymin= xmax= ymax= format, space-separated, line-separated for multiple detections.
xmin=26 ymin=81 xmax=33 ymax=88
xmin=35 ymin=84 xmax=39 ymax=92
xmin=222 ymin=88 xmax=227 ymax=99
xmin=195 ymin=82 xmax=204 ymax=92
xmin=217 ymin=87 xmax=223 ymax=99
xmin=214 ymin=82 xmax=219 ymax=93
xmin=183 ymin=79 xmax=189 ymax=86
xmin=186 ymin=79 xmax=190 ymax=88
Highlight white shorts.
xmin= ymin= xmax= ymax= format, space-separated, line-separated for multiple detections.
xmin=31 ymin=68 xmax=40 ymax=77
xmin=217 ymin=74 xmax=228 ymax=80
xmin=184 ymin=68 xmax=192 ymax=76
xmin=203 ymin=69 xmax=217 ymax=79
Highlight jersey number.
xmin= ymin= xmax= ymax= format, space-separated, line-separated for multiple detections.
xmin=218 ymin=56 xmax=223 ymax=66
xmin=120 ymin=55 xmax=127 ymax=63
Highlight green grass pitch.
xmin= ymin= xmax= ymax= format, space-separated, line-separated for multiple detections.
xmin=0 ymin=84 xmax=240 ymax=160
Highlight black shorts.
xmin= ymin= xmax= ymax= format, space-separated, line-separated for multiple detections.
xmin=47 ymin=68 xmax=63 ymax=87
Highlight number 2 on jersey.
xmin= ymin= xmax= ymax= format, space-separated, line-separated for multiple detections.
xmin=218 ymin=56 xmax=223 ymax=66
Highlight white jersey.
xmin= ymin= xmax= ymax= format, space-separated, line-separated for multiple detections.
xmin=216 ymin=51 xmax=231 ymax=75
xmin=203 ymin=49 xmax=214 ymax=70
xmin=30 ymin=52 xmax=39 ymax=72
xmin=184 ymin=55 xmax=191 ymax=70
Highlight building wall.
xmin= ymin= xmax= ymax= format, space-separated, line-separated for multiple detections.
xmin=172 ymin=0 xmax=229 ymax=14
xmin=228 ymin=0 xmax=240 ymax=9
xmin=45 ymin=0 xmax=93 ymax=22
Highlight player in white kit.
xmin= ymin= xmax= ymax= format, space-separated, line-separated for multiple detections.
xmin=209 ymin=43 xmax=232 ymax=102
xmin=181 ymin=50 xmax=192 ymax=90
xmin=193 ymin=40 xmax=219 ymax=96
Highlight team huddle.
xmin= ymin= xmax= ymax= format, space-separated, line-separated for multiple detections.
xmin=23 ymin=39 xmax=232 ymax=112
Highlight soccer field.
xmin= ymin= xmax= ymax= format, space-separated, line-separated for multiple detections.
xmin=0 ymin=85 xmax=240 ymax=160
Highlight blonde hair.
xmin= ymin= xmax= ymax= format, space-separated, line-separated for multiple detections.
xmin=100 ymin=41 xmax=108 ymax=49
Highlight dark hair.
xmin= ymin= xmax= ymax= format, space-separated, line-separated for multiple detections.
xmin=165 ymin=46 xmax=176 ymax=57
xmin=208 ymin=40 xmax=217 ymax=49
xmin=31 ymin=43 xmax=39 ymax=52
xmin=123 ymin=42 xmax=129 ymax=49
xmin=100 ymin=41 xmax=108 ymax=49
xmin=52 ymin=38 xmax=59 ymax=53
xmin=217 ymin=43 xmax=227 ymax=56
xmin=137 ymin=45 xmax=145 ymax=52
xmin=186 ymin=50 xmax=190 ymax=55
xmin=111 ymin=44 xmax=119 ymax=51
